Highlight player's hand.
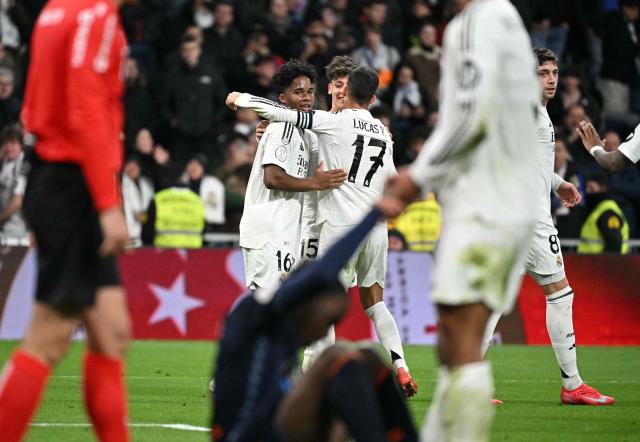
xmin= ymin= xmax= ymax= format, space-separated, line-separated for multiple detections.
xmin=226 ymin=92 xmax=242 ymax=110
xmin=557 ymin=181 xmax=581 ymax=208
xmin=98 ymin=207 xmax=129 ymax=256
xmin=376 ymin=196 xmax=406 ymax=219
xmin=385 ymin=168 xmax=421 ymax=204
xmin=312 ymin=161 xmax=347 ymax=190
xmin=576 ymin=121 xmax=605 ymax=152
xmin=256 ymin=120 xmax=270 ymax=142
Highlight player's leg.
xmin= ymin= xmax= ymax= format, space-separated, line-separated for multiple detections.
xmin=423 ymin=302 xmax=494 ymax=442
xmin=302 ymin=223 xmax=349 ymax=371
xmin=422 ymin=219 xmax=532 ymax=441
xmin=357 ymin=224 xmax=417 ymax=395
xmin=0 ymin=304 xmax=77 ymax=441
xmin=535 ymin=274 xmax=615 ymax=405
xmin=82 ymin=286 xmax=132 ymax=441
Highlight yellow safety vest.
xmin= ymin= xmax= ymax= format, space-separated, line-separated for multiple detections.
xmin=154 ymin=188 xmax=205 ymax=249
xmin=392 ymin=194 xmax=442 ymax=252
xmin=577 ymin=199 xmax=629 ymax=254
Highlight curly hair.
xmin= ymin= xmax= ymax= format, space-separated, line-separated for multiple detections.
xmin=272 ymin=59 xmax=317 ymax=95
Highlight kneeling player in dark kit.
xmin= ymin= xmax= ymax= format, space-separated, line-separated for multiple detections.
xmin=212 ymin=202 xmax=417 ymax=442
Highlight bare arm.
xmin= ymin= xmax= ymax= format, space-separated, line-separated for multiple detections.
xmin=263 ymin=163 xmax=346 ymax=191
xmin=576 ymin=121 xmax=633 ymax=173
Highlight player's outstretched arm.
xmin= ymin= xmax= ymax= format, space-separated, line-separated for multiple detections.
xmin=226 ymin=92 xmax=336 ymax=133
xmin=556 ymin=181 xmax=582 ymax=208
xmin=576 ymin=121 xmax=632 ymax=173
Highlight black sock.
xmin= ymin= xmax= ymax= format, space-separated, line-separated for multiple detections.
xmin=327 ymin=359 xmax=387 ymax=442
xmin=375 ymin=368 xmax=418 ymax=442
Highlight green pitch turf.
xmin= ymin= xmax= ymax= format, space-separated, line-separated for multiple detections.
xmin=0 ymin=341 xmax=637 ymax=441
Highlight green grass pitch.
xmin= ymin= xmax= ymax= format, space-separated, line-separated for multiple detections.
xmin=0 ymin=341 xmax=638 ymax=441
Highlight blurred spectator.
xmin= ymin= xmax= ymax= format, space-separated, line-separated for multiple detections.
xmin=381 ymin=63 xmax=425 ymax=159
xmin=351 ymin=25 xmax=400 ymax=90
xmin=122 ymin=155 xmax=154 ymax=247
xmin=402 ymin=1 xmax=440 ymax=47
xmin=159 ymin=34 xmax=227 ymax=165
xmin=547 ymin=66 xmax=600 ymax=130
xmin=405 ymin=21 xmax=441 ymax=107
xmin=400 ymin=125 xmax=430 ymax=165
xmin=599 ymin=0 xmax=640 ymax=117
xmin=320 ymin=5 xmax=356 ymax=55
xmin=578 ymin=171 xmax=630 ymax=254
xmin=560 ymin=103 xmax=592 ymax=164
xmin=553 ymin=137 xmax=586 ymax=237
xmin=232 ymin=109 xmax=261 ymax=139
xmin=208 ymin=1 xmax=245 ymax=84
xmin=217 ymin=132 xmax=257 ymax=178
xmin=387 ymin=228 xmax=408 ymax=251
xmin=247 ymin=55 xmax=278 ymax=101
xmin=124 ymin=57 xmax=156 ymax=152
xmin=264 ymin=0 xmax=296 ymax=58
xmin=132 ymin=129 xmax=173 ymax=190
xmin=223 ymin=164 xmax=252 ymax=231
xmin=531 ymin=1 xmax=571 ymax=61
xmin=296 ymin=19 xmax=333 ymax=73
xmin=142 ymin=165 xmax=205 ymax=248
xmin=0 ymin=68 xmax=20 ymax=129
xmin=0 ymin=126 xmax=26 ymax=239
xmin=356 ymin=0 xmax=402 ymax=50
xmin=184 ymin=154 xmax=226 ymax=229
xmin=0 ymin=0 xmax=24 ymax=54
xmin=603 ymin=130 xmax=640 ymax=237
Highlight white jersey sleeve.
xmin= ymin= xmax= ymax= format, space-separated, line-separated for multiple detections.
xmin=234 ymin=94 xmax=339 ymax=134
xmin=619 ymin=123 xmax=640 ymax=163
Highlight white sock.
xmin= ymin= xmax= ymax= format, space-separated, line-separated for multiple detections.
xmin=365 ymin=301 xmax=407 ymax=372
xmin=546 ymin=286 xmax=582 ymax=390
xmin=424 ymin=362 xmax=494 ymax=442
xmin=481 ymin=311 xmax=502 ymax=357
xmin=422 ymin=367 xmax=448 ymax=442
xmin=301 ymin=325 xmax=335 ymax=372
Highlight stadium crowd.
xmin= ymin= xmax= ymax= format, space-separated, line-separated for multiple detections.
xmin=1 ymin=0 xmax=640 ymax=245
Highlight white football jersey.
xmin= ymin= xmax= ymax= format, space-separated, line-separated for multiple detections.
xmin=235 ymin=95 xmax=397 ymax=226
xmin=239 ymin=121 xmax=318 ymax=249
xmin=535 ymin=104 xmax=564 ymax=230
xmin=619 ymin=123 xmax=640 ymax=163
xmin=407 ymin=0 xmax=539 ymax=224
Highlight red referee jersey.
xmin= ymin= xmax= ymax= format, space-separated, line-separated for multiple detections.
xmin=22 ymin=0 xmax=127 ymax=212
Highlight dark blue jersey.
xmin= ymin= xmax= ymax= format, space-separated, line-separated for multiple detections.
xmin=212 ymin=208 xmax=381 ymax=442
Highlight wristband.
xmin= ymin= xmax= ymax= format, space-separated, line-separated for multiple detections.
xmin=589 ymin=146 xmax=605 ymax=157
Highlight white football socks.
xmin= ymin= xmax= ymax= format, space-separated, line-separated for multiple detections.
xmin=301 ymin=325 xmax=335 ymax=373
xmin=481 ymin=311 xmax=502 ymax=357
xmin=423 ymin=362 xmax=494 ymax=442
xmin=365 ymin=301 xmax=408 ymax=372
xmin=546 ymin=286 xmax=582 ymax=390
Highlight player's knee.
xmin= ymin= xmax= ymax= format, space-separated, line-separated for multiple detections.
xmin=111 ymin=317 xmax=131 ymax=357
xmin=355 ymin=347 xmax=385 ymax=371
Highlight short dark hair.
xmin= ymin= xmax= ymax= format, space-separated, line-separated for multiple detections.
xmin=325 ymin=55 xmax=358 ymax=82
xmin=272 ymin=59 xmax=317 ymax=95
xmin=533 ymin=47 xmax=558 ymax=66
xmin=347 ymin=66 xmax=379 ymax=106
xmin=0 ymin=126 xmax=21 ymax=145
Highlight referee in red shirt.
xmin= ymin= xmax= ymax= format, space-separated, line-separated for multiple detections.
xmin=0 ymin=1 xmax=133 ymax=441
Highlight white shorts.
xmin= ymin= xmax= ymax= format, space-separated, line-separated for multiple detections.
xmin=242 ymin=242 xmax=298 ymax=289
xmin=524 ymin=226 xmax=566 ymax=286
xmin=319 ymin=221 xmax=388 ymax=288
xmin=431 ymin=217 xmax=534 ymax=313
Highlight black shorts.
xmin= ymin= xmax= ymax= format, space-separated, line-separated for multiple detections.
xmin=23 ymin=156 xmax=120 ymax=315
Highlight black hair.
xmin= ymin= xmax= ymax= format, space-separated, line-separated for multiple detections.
xmin=347 ymin=66 xmax=379 ymax=106
xmin=0 ymin=125 xmax=21 ymax=145
xmin=533 ymin=47 xmax=558 ymax=66
xmin=325 ymin=55 xmax=358 ymax=82
xmin=272 ymin=59 xmax=317 ymax=95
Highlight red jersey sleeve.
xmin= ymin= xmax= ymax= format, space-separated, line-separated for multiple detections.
xmin=67 ymin=6 xmax=125 ymax=212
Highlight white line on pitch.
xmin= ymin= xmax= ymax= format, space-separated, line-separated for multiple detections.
xmin=31 ymin=423 xmax=210 ymax=432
